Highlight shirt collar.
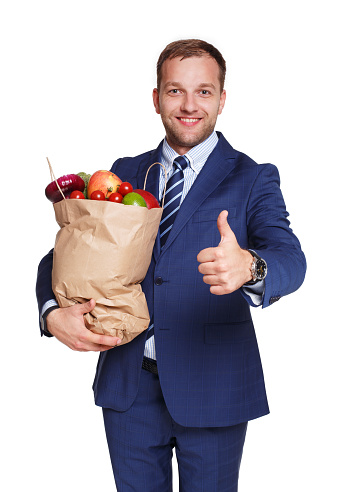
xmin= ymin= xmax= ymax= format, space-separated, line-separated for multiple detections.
xmin=161 ymin=131 xmax=219 ymax=175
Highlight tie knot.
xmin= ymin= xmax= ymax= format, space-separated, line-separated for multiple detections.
xmin=173 ymin=155 xmax=189 ymax=171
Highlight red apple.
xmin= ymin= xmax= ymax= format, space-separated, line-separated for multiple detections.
xmin=87 ymin=170 xmax=122 ymax=199
xmin=133 ymin=189 xmax=160 ymax=209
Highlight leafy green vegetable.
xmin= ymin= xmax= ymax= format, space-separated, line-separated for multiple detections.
xmin=77 ymin=172 xmax=91 ymax=198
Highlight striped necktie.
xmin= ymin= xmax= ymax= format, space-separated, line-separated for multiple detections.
xmin=160 ymin=155 xmax=189 ymax=248
xmin=144 ymin=156 xmax=189 ymax=351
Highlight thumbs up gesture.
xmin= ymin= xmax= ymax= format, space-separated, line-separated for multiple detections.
xmin=197 ymin=210 xmax=253 ymax=295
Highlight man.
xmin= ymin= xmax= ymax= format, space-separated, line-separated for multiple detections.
xmin=36 ymin=39 xmax=306 ymax=491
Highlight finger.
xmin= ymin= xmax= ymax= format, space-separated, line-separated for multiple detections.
xmin=71 ymin=333 xmax=122 ymax=352
xmin=86 ymin=331 xmax=122 ymax=348
xmin=217 ymin=210 xmax=237 ymax=245
xmin=75 ymin=298 xmax=96 ymax=315
xmin=197 ymin=247 xmax=218 ymax=263
xmin=201 ymin=274 xmax=220 ymax=286
xmin=198 ymin=262 xmax=223 ymax=275
xmin=198 ymin=251 xmax=229 ymax=275
xmin=209 ymin=285 xmax=227 ymax=295
xmin=83 ymin=343 xmax=119 ymax=352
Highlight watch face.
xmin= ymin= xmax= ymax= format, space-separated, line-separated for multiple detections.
xmin=256 ymin=259 xmax=267 ymax=280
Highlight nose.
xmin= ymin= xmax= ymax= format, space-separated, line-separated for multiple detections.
xmin=180 ymin=92 xmax=198 ymax=113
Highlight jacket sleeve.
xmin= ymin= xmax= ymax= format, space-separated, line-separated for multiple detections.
xmin=243 ymin=163 xmax=306 ymax=308
xmin=36 ymin=249 xmax=56 ymax=335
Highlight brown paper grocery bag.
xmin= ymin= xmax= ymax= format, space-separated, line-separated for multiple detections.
xmin=52 ymin=194 xmax=162 ymax=345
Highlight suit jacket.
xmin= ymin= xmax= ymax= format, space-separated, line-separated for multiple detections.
xmin=36 ymin=133 xmax=306 ymax=428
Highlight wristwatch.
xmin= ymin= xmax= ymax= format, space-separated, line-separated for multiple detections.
xmin=247 ymin=250 xmax=267 ymax=284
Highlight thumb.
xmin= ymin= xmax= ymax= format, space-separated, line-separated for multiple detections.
xmin=217 ymin=210 xmax=237 ymax=245
xmin=76 ymin=298 xmax=96 ymax=315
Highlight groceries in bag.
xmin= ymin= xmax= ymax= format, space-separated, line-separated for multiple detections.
xmin=46 ymin=158 xmax=164 ymax=345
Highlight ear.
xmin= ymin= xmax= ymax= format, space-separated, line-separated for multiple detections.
xmin=152 ymin=88 xmax=161 ymax=114
xmin=218 ymin=89 xmax=226 ymax=115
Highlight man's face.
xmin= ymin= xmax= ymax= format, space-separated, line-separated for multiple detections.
xmin=153 ymin=55 xmax=226 ymax=155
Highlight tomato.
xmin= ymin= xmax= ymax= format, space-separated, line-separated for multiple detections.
xmin=90 ymin=190 xmax=106 ymax=201
xmin=70 ymin=190 xmax=85 ymax=199
xmin=118 ymin=182 xmax=133 ymax=196
xmin=108 ymin=192 xmax=124 ymax=203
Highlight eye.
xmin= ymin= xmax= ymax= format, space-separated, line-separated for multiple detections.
xmin=199 ymin=90 xmax=211 ymax=96
xmin=169 ymin=89 xmax=181 ymax=94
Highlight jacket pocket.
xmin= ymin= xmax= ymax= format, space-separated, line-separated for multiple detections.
xmin=204 ymin=320 xmax=254 ymax=344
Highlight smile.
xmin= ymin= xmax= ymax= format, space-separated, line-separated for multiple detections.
xmin=177 ymin=118 xmax=202 ymax=126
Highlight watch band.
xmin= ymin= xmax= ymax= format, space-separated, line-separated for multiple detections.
xmin=249 ymin=250 xmax=261 ymax=261
xmin=41 ymin=305 xmax=60 ymax=335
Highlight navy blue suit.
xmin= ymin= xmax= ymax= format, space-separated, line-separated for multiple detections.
xmin=36 ymin=133 xmax=306 ymax=488
xmin=37 ymin=132 xmax=306 ymax=426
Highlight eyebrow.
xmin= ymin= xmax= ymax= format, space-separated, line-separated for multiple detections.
xmin=164 ymin=82 xmax=217 ymax=91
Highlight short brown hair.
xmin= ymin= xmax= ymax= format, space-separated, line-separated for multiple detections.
xmin=157 ymin=39 xmax=226 ymax=93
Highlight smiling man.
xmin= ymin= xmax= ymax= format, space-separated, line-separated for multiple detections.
xmin=36 ymin=39 xmax=306 ymax=491
xmin=153 ymin=54 xmax=226 ymax=154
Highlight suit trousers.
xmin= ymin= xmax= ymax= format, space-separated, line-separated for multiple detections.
xmin=102 ymin=367 xmax=248 ymax=492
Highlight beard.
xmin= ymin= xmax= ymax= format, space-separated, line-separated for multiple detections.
xmin=160 ymin=114 xmax=218 ymax=152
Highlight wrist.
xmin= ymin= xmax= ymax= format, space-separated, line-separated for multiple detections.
xmin=243 ymin=250 xmax=254 ymax=284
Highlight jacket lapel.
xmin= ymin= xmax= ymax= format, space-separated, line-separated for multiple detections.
xmin=159 ymin=133 xmax=240 ymax=256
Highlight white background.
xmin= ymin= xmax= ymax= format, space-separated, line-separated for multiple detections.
xmin=1 ymin=1 xmax=350 ymax=490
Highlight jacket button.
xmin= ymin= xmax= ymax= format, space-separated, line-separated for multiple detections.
xmin=269 ymin=295 xmax=281 ymax=305
xmin=155 ymin=276 xmax=163 ymax=286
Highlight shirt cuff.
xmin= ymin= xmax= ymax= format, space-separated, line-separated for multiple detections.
xmin=41 ymin=299 xmax=59 ymax=318
xmin=40 ymin=299 xmax=59 ymax=335
xmin=242 ymin=280 xmax=265 ymax=306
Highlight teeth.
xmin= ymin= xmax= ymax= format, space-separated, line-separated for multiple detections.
xmin=180 ymin=118 xmax=199 ymax=122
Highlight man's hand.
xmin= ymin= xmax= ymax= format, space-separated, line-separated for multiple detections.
xmin=46 ymin=299 xmax=122 ymax=352
xmin=197 ymin=210 xmax=253 ymax=295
